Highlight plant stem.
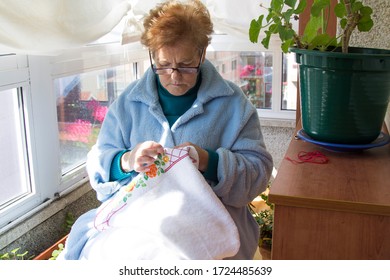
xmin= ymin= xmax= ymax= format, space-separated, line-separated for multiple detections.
xmin=293 ymin=33 xmax=304 ymax=49
xmin=342 ymin=0 xmax=360 ymax=53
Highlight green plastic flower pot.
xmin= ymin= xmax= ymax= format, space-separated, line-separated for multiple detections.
xmin=291 ymin=47 xmax=390 ymax=144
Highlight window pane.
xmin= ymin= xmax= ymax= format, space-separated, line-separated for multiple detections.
xmin=207 ymin=51 xmax=273 ymax=109
xmin=282 ymin=53 xmax=298 ymax=110
xmin=55 ymin=64 xmax=136 ymax=174
xmin=0 ymin=88 xmax=30 ymax=207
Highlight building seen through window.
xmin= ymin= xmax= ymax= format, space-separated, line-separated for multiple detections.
xmin=207 ymin=51 xmax=297 ymax=111
xmin=55 ymin=64 xmax=137 ymax=174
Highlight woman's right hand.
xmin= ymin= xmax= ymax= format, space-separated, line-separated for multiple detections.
xmin=121 ymin=141 xmax=164 ymax=173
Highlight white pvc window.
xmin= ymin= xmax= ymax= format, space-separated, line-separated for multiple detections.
xmin=207 ymin=51 xmax=274 ymax=109
xmin=0 ymin=45 xmax=149 ymax=230
xmin=0 ymin=88 xmax=31 ymax=207
xmin=209 ymin=35 xmax=297 ymax=119
xmin=282 ymin=52 xmax=298 ymax=111
xmin=55 ymin=65 xmax=136 ymax=175
xmin=50 ymin=44 xmax=149 ymax=192
xmin=0 ymin=54 xmax=40 ymax=229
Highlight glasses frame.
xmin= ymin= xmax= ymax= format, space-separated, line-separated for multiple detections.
xmin=149 ymin=49 xmax=204 ymax=75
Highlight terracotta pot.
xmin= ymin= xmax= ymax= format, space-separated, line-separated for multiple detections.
xmin=33 ymin=234 xmax=68 ymax=260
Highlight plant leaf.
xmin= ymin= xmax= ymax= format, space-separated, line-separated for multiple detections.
xmin=281 ymin=39 xmax=293 ymax=53
xmin=266 ymin=8 xmax=274 ymax=22
xmin=340 ymin=18 xmax=347 ymax=29
xmin=279 ymin=26 xmax=295 ymax=41
xmin=302 ymin=15 xmax=322 ymax=43
xmin=283 ymin=8 xmax=295 ymax=22
xmin=249 ymin=16 xmax=263 ymax=43
xmin=334 ymin=2 xmax=346 ymax=18
xmin=261 ymin=31 xmax=272 ymax=49
xmin=310 ymin=0 xmax=331 ymax=17
xmin=271 ymin=0 xmax=284 ymax=11
xmin=284 ymin=0 xmax=297 ymax=8
xmin=1 ymin=252 xmax=10 ymax=259
xmin=360 ymin=6 xmax=373 ymax=16
xmin=308 ymin=33 xmax=333 ymax=50
xmin=358 ymin=18 xmax=373 ymax=32
xmin=294 ymin=0 xmax=307 ymax=14
xmin=11 ymin=248 xmax=20 ymax=254
xmin=269 ymin=23 xmax=279 ymax=34
xmin=351 ymin=1 xmax=363 ymax=12
xmin=272 ymin=15 xmax=282 ymax=24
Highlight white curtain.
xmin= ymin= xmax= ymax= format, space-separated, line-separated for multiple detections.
xmin=0 ymin=0 xmax=281 ymax=55
xmin=0 ymin=0 xmax=131 ymax=54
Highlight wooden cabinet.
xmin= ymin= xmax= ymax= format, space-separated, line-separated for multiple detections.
xmin=269 ymin=124 xmax=390 ymax=259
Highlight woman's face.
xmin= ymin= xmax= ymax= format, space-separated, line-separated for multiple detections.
xmin=153 ymin=44 xmax=204 ymax=96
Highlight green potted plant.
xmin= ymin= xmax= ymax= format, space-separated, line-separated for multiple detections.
xmin=33 ymin=212 xmax=75 ymax=260
xmin=249 ymin=183 xmax=274 ymax=260
xmin=250 ymin=0 xmax=390 ymax=145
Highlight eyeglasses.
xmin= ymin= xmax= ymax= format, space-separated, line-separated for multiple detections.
xmin=149 ymin=49 xmax=204 ymax=75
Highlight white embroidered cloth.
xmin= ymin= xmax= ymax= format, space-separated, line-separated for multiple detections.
xmin=79 ymin=146 xmax=240 ymax=260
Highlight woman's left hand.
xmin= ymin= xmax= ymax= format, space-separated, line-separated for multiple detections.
xmin=174 ymin=142 xmax=208 ymax=172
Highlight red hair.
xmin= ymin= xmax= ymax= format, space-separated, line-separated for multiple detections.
xmin=141 ymin=0 xmax=213 ymax=52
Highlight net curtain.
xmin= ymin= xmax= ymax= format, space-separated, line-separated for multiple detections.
xmin=0 ymin=0 xmax=273 ymax=54
xmin=0 ymin=0 xmax=131 ymax=54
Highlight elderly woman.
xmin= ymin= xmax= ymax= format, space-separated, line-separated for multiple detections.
xmin=59 ymin=0 xmax=273 ymax=260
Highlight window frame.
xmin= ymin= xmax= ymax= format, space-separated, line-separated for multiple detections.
xmin=0 ymin=43 xmax=149 ymax=230
xmin=50 ymin=43 xmax=150 ymax=193
xmin=0 ymin=55 xmax=41 ymax=228
xmin=209 ymin=34 xmax=296 ymax=120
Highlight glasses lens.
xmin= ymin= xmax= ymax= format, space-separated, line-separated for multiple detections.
xmin=154 ymin=67 xmax=199 ymax=75
xmin=177 ymin=67 xmax=198 ymax=74
xmin=154 ymin=68 xmax=172 ymax=75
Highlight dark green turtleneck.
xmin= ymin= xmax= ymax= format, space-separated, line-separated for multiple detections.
xmin=157 ymin=75 xmax=200 ymax=127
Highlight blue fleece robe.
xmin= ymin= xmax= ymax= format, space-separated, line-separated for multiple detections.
xmin=59 ymin=59 xmax=273 ymax=260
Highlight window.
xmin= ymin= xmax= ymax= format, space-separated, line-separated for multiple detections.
xmin=209 ymin=35 xmax=297 ymax=119
xmin=231 ymin=60 xmax=237 ymax=71
xmin=51 ymin=45 xmax=149 ymax=191
xmin=0 ymin=45 xmax=149 ymax=229
xmin=0 ymin=55 xmax=38 ymax=228
xmin=0 ymin=88 xmax=31 ymax=207
xmin=282 ymin=52 xmax=298 ymax=110
xmin=55 ymin=65 xmax=136 ymax=175
xmin=208 ymin=51 xmax=274 ymax=109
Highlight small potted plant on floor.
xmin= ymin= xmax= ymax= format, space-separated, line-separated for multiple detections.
xmin=250 ymin=0 xmax=390 ymax=145
xmin=33 ymin=212 xmax=75 ymax=260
